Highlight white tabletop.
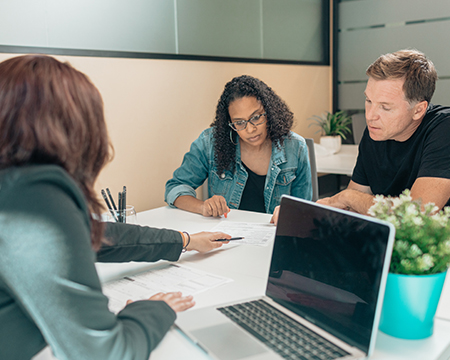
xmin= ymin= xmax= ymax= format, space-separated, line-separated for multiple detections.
xmin=94 ymin=206 xmax=450 ymax=360
xmin=315 ymin=144 xmax=358 ymax=177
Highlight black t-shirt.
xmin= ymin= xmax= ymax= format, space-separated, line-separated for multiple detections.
xmin=352 ymin=104 xmax=450 ymax=206
xmin=239 ymin=162 xmax=266 ymax=213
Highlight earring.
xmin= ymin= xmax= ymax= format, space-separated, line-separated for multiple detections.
xmin=230 ymin=130 xmax=237 ymax=145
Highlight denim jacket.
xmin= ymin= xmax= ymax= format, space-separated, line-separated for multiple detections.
xmin=165 ymin=128 xmax=312 ymax=214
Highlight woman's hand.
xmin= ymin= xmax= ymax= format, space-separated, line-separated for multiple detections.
xmin=186 ymin=231 xmax=231 ymax=253
xmin=127 ymin=292 xmax=195 ymax=313
xmin=270 ymin=205 xmax=280 ymax=225
xmin=201 ymin=195 xmax=230 ymax=217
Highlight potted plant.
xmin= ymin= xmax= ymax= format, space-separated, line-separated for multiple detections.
xmin=308 ymin=110 xmax=352 ymax=154
xmin=368 ymin=190 xmax=450 ymax=339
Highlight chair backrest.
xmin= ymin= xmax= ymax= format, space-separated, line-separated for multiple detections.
xmin=351 ymin=113 xmax=366 ymax=145
xmin=201 ymin=179 xmax=208 ymax=201
xmin=305 ymin=138 xmax=319 ymax=202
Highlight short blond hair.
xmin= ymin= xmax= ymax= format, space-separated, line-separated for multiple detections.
xmin=366 ymin=49 xmax=437 ymax=104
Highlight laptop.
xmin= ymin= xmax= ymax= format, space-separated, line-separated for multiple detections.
xmin=176 ymin=195 xmax=395 ymax=360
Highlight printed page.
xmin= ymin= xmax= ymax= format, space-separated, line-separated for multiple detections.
xmin=102 ymin=263 xmax=232 ymax=313
xmin=211 ymin=221 xmax=276 ymax=246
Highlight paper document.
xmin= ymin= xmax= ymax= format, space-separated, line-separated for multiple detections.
xmin=211 ymin=221 xmax=276 ymax=246
xmin=102 ymin=263 xmax=232 ymax=313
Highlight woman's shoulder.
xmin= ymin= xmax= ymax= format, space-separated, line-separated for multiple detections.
xmin=190 ymin=127 xmax=216 ymax=151
xmin=1 ymin=165 xmax=78 ymax=191
xmin=281 ymin=131 xmax=306 ymax=148
xmin=0 ymin=165 xmax=87 ymax=212
xmin=201 ymin=127 xmax=215 ymax=136
xmin=198 ymin=127 xmax=215 ymax=142
xmin=0 ymin=165 xmax=92 ymax=254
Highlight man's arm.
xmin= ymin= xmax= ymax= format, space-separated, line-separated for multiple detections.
xmin=318 ymin=177 xmax=450 ymax=215
xmin=316 ymin=180 xmax=375 ymax=215
xmin=271 ymin=181 xmax=374 ymax=224
xmin=411 ymin=177 xmax=450 ymax=210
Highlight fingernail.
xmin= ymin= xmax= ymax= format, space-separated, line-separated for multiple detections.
xmin=224 ymin=213 xmax=227 ymax=218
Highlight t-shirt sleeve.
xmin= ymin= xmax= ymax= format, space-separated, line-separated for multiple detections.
xmin=0 ymin=173 xmax=175 ymax=360
xmin=351 ymin=135 xmax=370 ymax=186
xmin=418 ymin=116 xmax=450 ymax=179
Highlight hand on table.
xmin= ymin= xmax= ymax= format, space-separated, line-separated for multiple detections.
xmin=201 ymin=195 xmax=230 ymax=218
xmin=270 ymin=205 xmax=280 ymax=225
xmin=127 ymin=291 xmax=195 ymax=313
xmin=270 ymin=193 xmax=352 ymax=226
xmin=316 ymin=193 xmax=351 ymax=211
xmin=187 ymin=231 xmax=231 ymax=253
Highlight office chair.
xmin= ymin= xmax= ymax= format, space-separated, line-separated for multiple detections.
xmin=351 ymin=113 xmax=366 ymax=145
xmin=201 ymin=179 xmax=208 ymax=201
xmin=305 ymin=138 xmax=319 ymax=202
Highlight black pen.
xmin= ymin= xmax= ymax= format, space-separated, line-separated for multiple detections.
xmin=214 ymin=237 xmax=244 ymax=242
xmin=118 ymin=192 xmax=123 ymax=223
xmin=106 ymin=188 xmax=117 ymax=210
xmin=122 ymin=186 xmax=127 ymax=223
xmin=101 ymin=189 xmax=118 ymax=222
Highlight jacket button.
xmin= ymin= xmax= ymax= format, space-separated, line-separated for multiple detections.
xmin=220 ymin=173 xmax=225 ymax=179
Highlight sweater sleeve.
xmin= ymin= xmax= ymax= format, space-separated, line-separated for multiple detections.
xmin=0 ymin=167 xmax=176 ymax=360
xmin=97 ymin=222 xmax=183 ymax=263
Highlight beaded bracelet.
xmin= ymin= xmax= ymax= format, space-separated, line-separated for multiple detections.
xmin=182 ymin=231 xmax=191 ymax=253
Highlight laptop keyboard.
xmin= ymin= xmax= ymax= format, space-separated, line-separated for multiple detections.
xmin=218 ymin=300 xmax=350 ymax=360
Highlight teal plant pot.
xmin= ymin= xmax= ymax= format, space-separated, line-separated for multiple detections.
xmin=379 ymin=272 xmax=447 ymax=339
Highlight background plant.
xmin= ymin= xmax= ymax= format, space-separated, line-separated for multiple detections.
xmin=368 ymin=190 xmax=450 ymax=275
xmin=308 ymin=110 xmax=353 ymax=139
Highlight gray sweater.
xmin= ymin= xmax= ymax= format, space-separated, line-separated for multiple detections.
xmin=0 ymin=165 xmax=183 ymax=360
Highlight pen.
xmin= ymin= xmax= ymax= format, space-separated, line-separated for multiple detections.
xmin=122 ymin=186 xmax=127 ymax=223
xmin=214 ymin=237 xmax=244 ymax=242
xmin=118 ymin=192 xmax=123 ymax=223
xmin=106 ymin=188 xmax=117 ymax=210
xmin=101 ymin=189 xmax=118 ymax=222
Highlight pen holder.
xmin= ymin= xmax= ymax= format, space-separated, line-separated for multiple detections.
xmin=102 ymin=205 xmax=137 ymax=224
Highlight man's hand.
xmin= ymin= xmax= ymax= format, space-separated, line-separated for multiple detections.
xmin=316 ymin=192 xmax=352 ymax=211
xmin=317 ymin=183 xmax=374 ymax=215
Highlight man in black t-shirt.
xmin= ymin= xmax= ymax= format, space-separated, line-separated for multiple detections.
xmin=317 ymin=49 xmax=450 ymax=215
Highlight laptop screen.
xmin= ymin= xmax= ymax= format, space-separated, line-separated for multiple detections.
xmin=266 ymin=196 xmax=392 ymax=354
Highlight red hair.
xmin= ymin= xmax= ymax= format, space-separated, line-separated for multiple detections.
xmin=0 ymin=55 xmax=112 ymax=250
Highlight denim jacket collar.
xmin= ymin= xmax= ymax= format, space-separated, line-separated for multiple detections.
xmin=270 ymin=140 xmax=287 ymax=167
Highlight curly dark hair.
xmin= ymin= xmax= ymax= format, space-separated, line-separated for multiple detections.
xmin=210 ymin=75 xmax=294 ymax=174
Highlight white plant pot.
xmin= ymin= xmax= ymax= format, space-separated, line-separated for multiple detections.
xmin=320 ymin=135 xmax=341 ymax=154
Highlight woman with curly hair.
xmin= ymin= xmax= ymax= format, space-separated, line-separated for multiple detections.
xmin=165 ymin=75 xmax=312 ymax=218
xmin=0 ymin=54 xmax=231 ymax=360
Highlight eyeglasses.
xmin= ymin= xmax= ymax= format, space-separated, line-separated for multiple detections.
xmin=228 ymin=113 xmax=267 ymax=131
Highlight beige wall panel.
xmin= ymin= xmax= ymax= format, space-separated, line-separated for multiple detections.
xmin=0 ymin=53 xmax=330 ymax=212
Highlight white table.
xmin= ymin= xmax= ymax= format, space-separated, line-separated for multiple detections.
xmin=94 ymin=206 xmax=450 ymax=360
xmin=315 ymin=144 xmax=358 ymax=177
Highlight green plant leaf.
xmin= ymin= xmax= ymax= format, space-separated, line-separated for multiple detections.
xmin=308 ymin=111 xmax=353 ymax=139
xmin=369 ymin=189 xmax=450 ymax=275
